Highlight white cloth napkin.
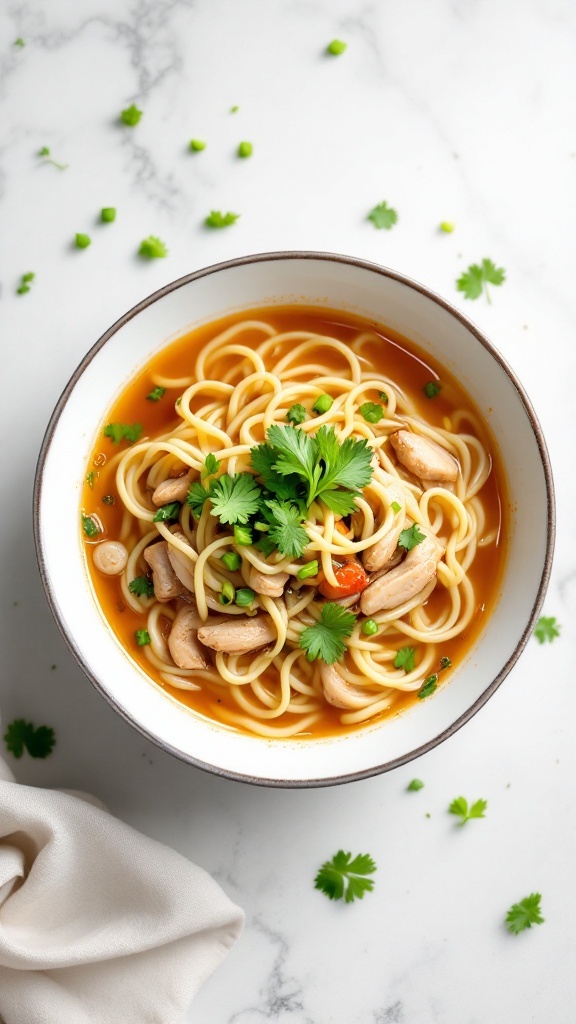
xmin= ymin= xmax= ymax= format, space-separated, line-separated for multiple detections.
xmin=0 ymin=752 xmax=243 ymax=1024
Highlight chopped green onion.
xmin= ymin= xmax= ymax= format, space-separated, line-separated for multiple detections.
xmin=219 ymin=581 xmax=236 ymax=605
xmin=221 ymin=550 xmax=242 ymax=572
xmin=146 ymin=386 xmax=166 ymax=401
xmin=359 ymin=402 xmax=384 ymax=424
xmin=327 ymin=39 xmax=347 ymax=55
xmin=378 ymin=391 xmax=388 ymax=404
xmin=390 ymin=501 xmax=402 ymax=514
xmin=75 ymin=233 xmax=91 ymax=249
xmin=101 ymin=207 xmax=116 ymax=223
xmin=440 ymin=221 xmax=455 ymax=233
xmin=423 ymin=381 xmax=441 ymax=399
xmin=14 ymin=38 xmax=25 ymax=47
xmin=407 ymin=778 xmax=424 ymax=791
xmin=313 ymin=394 xmax=333 ymax=415
xmin=233 ymin=524 xmax=253 ymax=546
xmin=238 ymin=141 xmax=253 ymax=158
xmin=298 ymin=560 xmax=319 ymax=580
xmin=139 ymin=236 xmax=168 ymax=258
xmin=120 ymin=104 xmax=142 ymax=126
xmin=230 ymin=105 xmax=239 ymax=113
xmin=235 ymin=588 xmax=255 ymax=607
xmin=361 ymin=619 xmax=378 ymax=636
xmin=190 ymin=139 xmax=206 ymax=151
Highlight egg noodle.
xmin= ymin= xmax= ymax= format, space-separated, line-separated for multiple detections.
xmin=106 ymin=319 xmax=495 ymax=738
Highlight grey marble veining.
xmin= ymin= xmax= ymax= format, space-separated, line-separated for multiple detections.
xmin=1 ymin=1 xmax=575 ymax=1022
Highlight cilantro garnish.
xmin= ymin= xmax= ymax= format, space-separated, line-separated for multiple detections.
xmin=205 ymin=210 xmax=240 ymax=228
xmin=81 ymin=513 xmax=100 ymax=538
xmin=261 ymin=500 xmax=309 ymax=558
xmin=287 ymin=403 xmax=307 ymax=425
xmin=128 ymin=576 xmax=154 ymax=598
xmin=146 ymin=386 xmax=166 ymax=401
xmin=86 ymin=471 xmax=95 ymax=489
xmin=4 ymin=719 xmax=55 ymax=759
xmin=533 ymin=616 xmax=561 ymax=644
xmin=16 ymin=271 xmax=35 ymax=295
xmin=186 ymin=481 xmax=211 ymax=518
xmin=135 ymin=629 xmax=151 ymax=646
xmin=299 ymin=603 xmax=357 ymax=664
xmin=417 ymin=674 xmax=437 ymax=699
xmin=359 ymin=402 xmax=384 ymax=424
xmin=457 ymin=258 xmax=505 ymax=303
xmin=153 ymin=501 xmax=181 ymax=523
xmin=448 ymin=796 xmax=487 ymax=825
xmin=407 ymin=778 xmax=424 ymax=791
xmin=14 ymin=37 xmax=25 ymax=47
xmin=38 ymin=146 xmax=68 ymax=170
xmin=104 ymin=422 xmax=142 ymax=444
xmin=120 ymin=103 xmax=142 ymax=126
xmin=139 ymin=236 xmax=168 ymax=258
xmin=505 ymin=893 xmax=544 ymax=934
xmin=315 ymin=850 xmax=376 ymax=903
xmin=398 ymin=524 xmax=425 ymax=551
xmin=209 ymin=473 xmax=262 ymax=525
xmin=423 ymin=380 xmax=441 ymax=398
xmin=367 ymin=201 xmax=398 ymax=230
xmin=394 ymin=646 xmax=416 ymax=673
xmin=202 ymin=453 xmax=221 ymax=477
xmin=390 ymin=501 xmax=401 ymax=514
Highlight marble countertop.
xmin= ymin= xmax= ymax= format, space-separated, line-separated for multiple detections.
xmin=2 ymin=1 xmax=575 ymax=1021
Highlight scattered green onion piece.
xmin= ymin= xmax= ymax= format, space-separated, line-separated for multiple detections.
xmin=234 ymin=524 xmax=253 ymax=546
xmin=219 ymin=581 xmax=236 ymax=605
xmin=390 ymin=501 xmax=402 ymax=514
xmin=146 ymin=386 xmax=166 ymax=401
xmin=361 ymin=619 xmax=378 ymax=636
xmin=423 ymin=380 xmax=442 ymax=399
xmin=190 ymin=139 xmax=206 ymax=151
xmin=221 ymin=550 xmax=242 ymax=572
xmin=237 ymin=141 xmax=253 ymax=158
xmin=407 ymin=778 xmax=424 ymax=791
xmin=440 ymin=221 xmax=455 ymax=233
xmin=235 ymin=588 xmax=255 ymax=607
xmin=86 ymin=471 xmax=95 ymax=489
xmin=359 ymin=402 xmax=384 ymax=424
xmin=230 ymin=105 xmax=239 ymax=113
xmin=313 ymin=394 xmax=333 ymax=415
xmin=297 ymin=560 xmax=319 ymax=580
xmin=120 ymin=104 xmax=142 ymax=126
xmin=75 ymin=233 xmax=91 ymax=249
xmin=327 ymin=39 xmax=347 ymax=55
xmin=14 ymin=38 xmax=25 ymax=47
xmin=417 ymin=674 xmax=438 ymax=699
xmin=139 ymin=236 xmax=168 ymax=258
xmin=101 ymin=207 xmax=116 ymax=223
xmin=378 ymin=391 xmax=388 ymax=404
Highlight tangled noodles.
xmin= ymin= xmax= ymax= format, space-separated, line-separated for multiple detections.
xmin=82 ymin=310 xmax=506 ymax=738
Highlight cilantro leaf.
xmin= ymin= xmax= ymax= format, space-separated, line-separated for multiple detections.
xmin=417 ymin=674 xmax=437 ymax=699
xmin=146 ymin=386 xmax=166 ymax=401
xmin=398 ymin=524 xmax=426 ymax=551
xmin=205 ymin=210 xmax=240 ymax=228
xmin=267 ymin=424 xmax=317 ymax=483
xmin=533 ymin=616 xmax=561 ymax=644
xmin=202 ymin=453 xmax=221 ymax=478
xmin=104 ymin=422 xmax=142 ymax=445
xmin=86 ymin=471 xmax=95 ymax=489
xmin=4 ymin=719 xmax=55 ymax=759
xmin=394 ymin=646 xmax=416 ymax=673
xmin=186 ymin=481 xmax=212 ymax=518
xmin=128 ymin=576 xmax=154 ymax=598
xmin=448 ymin=796 xmax=487 ymax=825
xmin=299 ymin=603 xmax=357 ymax=664
xmin=250 ymin=442 xmax=302 ymax=500
xmin=457 ymin=258 xmax=506 ymax=303
xmin=315 ymin=428 xmax=373 ymax=494
xmin=318 ymin=489 xmax=361 ymax=516
xmin=153 ymin=501 xmax=181 ymax=523
xmin=505 ymin=893 xmax=544 ymax=934
xmin=262 ymin=500 xmax=309 ymax=558
xmin=209 ymin=473 xmax=262 ymax=525
xmin=139 ymin=236 xmax=168 ymax=259
xmin=407 ymin=778 xmax=424 ymax=791
xmin=359 ymin=402 xmax=384 ymax=424
xmin=367 ymin=201 xmax=398 ymax=230
xmin=81 ymin=513 xmax=100 ymax=538
xmin=135 ymin=629 xmax=151 ymax=646
xmin=121 ymin=103 xmax=143 ymax=126
xmin=315 ymin=850 xmax=376 ymax=903
xmin=287 ymin=403 xmax=307 ymax=425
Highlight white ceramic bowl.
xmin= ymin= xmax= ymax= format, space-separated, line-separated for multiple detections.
xmin=34 ymin=252 xmax=555 ymax=787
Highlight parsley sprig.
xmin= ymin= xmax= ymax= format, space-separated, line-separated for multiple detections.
xmin=4 ymin=719 xmax=56 ymax=759
xmin=315 ymin=850 xmax=377 ymax=903
xmin=505 ymin=893 xmax=544 ymax=934
xmin=457 ymin=259 xmax=505 ymax=302
xmin=448 ymin=796 xmax=487 ymax=825
xmin=533 ymin=616 xmax=560 ymax=644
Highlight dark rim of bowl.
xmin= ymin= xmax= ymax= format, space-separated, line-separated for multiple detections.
xmin=33 ymin=250 xmax=556 ymax=788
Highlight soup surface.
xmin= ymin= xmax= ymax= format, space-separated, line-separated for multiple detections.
xmin=81 ymin=307 xmax=508 ymax=738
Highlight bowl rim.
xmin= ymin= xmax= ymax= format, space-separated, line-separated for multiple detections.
xmin=33 ymin=250 xmax=556 ymax=787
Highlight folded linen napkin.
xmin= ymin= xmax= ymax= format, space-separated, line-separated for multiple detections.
xmin=0 ymin=751 xmax=243 ymax=1024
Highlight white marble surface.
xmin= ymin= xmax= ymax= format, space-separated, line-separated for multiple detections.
xmin=1 ymin=1 xmax=575 ymax=1020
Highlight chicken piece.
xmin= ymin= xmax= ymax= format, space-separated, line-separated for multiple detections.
xmin=167 ymin=532 xmax=196 ymax=593
xmin=143 ymin=541 xmax=191 ymax=602
xmin=168 ymin=605 xmax=210 ymax=669
xmin=362 ymin=483 xmax=406 ymax=572
xmin=92 ymin=540 xmax=128 ymax=576
xmin=390 ymin=430 xmax=458 ymax=483
xmin=151 ymin=472 xmax=192 ymax=507
xmin=197 ymin=615 xmax=276 ymax=655
xmin=248 ymin=566 xmax=290 ymax=598
xmin=320 ymin=663 xmax=369 ymax=710
xmin=360 ymin=530 xmax=444 ymax=615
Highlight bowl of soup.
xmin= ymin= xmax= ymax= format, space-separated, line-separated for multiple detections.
xmin=34 ymin=252 xmax=554 ymax=786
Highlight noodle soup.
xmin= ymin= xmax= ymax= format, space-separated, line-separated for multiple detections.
xmin=81 ymin=307 xmax=507 ymax=739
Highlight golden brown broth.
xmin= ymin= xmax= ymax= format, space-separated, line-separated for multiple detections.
xmin=82 ymin=307 xmax=508 ymax=737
